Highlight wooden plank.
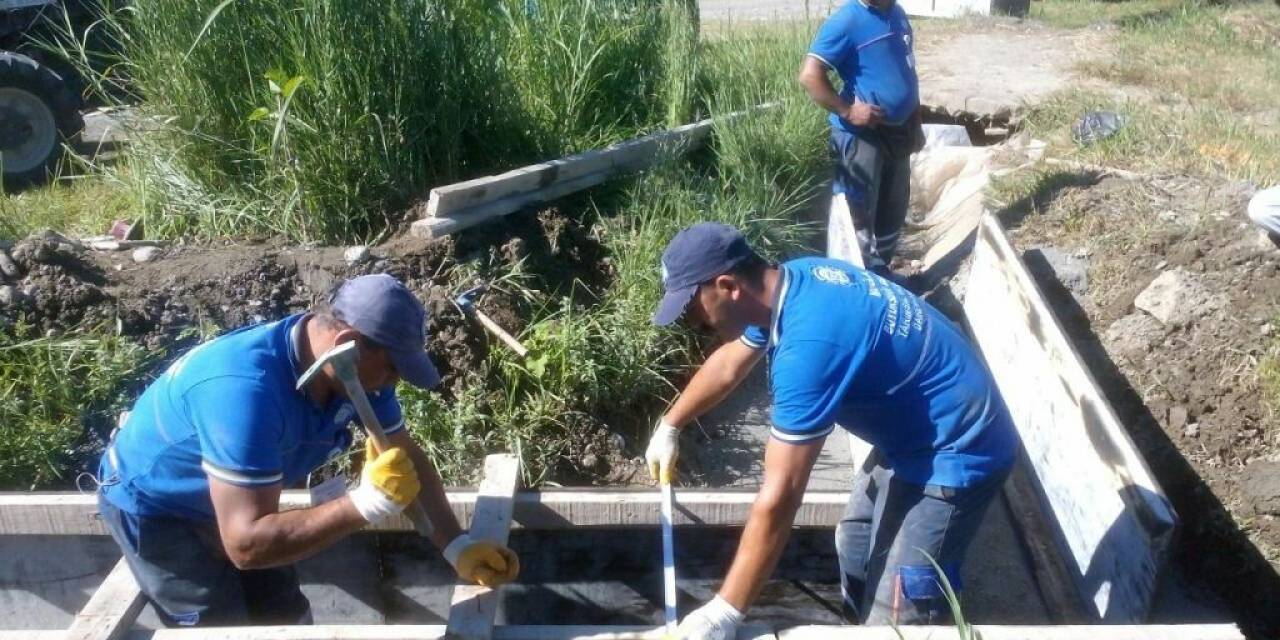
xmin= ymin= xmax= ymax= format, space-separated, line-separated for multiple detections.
xmin=411 ymin=104 xmax=777 ymax=240
xmin=777 ymin=625 xmax=1243 ymax=640
xmin=413 ymin=169 xmax=613 ymax=239
xmin=963 ymin=213 xmax=1177 ymax=622
xmin=0 ymin=489 xmax=850 ymax=536
xmin=0 ymin=624 xmax=1243 ymax=640
xmin=448 ymin=454 xmax=522 ymax=640
xmin=64 ymin=557 xmax=145 ymax=640
xmin=425 ymin=120 xmax=713 ymax=218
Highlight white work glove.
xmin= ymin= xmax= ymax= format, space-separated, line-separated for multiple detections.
xmin=677 ymin=595 xmax=744 ymax=640
xmin=348 ymin=441 xmax=420 ymax=524
xmin=443 ymin=533 xmax=520 ymax=587
xmin=645 ymin=419 xmax=681 ymax=483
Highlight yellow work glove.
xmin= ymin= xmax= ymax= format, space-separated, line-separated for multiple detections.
xmin=348 ymin=440 xmax=420 ymax=524
xmin=443 ymin=534 xmax=521 ymax=587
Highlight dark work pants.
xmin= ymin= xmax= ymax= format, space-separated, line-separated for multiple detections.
xmin=98 ymin=494 xmax=312 ymax=627
xmin=830 ymin=126 xmax=913 ymax=270
xmin=835 ymin=452 xmax=1010 ymax=625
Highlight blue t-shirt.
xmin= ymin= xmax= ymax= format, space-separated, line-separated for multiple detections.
xmin=809 ymin=0 xmax=919 ymax=132
xmin=741 ymin=258 xmax=1018 ymax=488
xmin=99 ymin=313 xmax=405 ymax=520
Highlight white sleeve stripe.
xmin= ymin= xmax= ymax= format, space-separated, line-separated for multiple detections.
xmin=382 ymin=418 xmax=406 ymax=435
xmin=201 ymin=460 xmax=283 ymax=486
xmin=739 ymin=335 xmax=766 ymax=349
xmin=806 ymin=52 xmax=836 ymax=69
xmin=770 ymin=424 xmax=837 ymax=443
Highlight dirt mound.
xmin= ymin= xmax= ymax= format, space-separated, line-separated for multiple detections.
xmin=1001 ymin=172 xmax=1280 ymax=637
xmin=0 ymin=206 xmax=612 ymax=418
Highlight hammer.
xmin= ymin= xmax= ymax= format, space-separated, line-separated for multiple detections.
xmin=296 ymin=341 xmax=434 ymax=537
xmin=454 ymin=285 xmax=529 ymax=358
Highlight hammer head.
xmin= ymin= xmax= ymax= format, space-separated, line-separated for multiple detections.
xmin=453 ymin=284 xmax=487 ymax=311
xmin=295 ymin=340 xmax=360 ymax=390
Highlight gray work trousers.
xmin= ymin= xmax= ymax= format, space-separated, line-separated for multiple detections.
xmin=830 ymin=126 xmax=913 ymax=270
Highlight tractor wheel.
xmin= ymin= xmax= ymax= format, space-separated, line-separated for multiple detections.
xmin=0 ymin=50 xmax=83 ymax=190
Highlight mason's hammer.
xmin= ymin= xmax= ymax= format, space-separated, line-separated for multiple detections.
xmin=296 ymin=341 xmax=434 ymax=537
xmin=454 ymin=285 xmax=529 ymax=358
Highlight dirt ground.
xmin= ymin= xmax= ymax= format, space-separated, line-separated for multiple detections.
xmin=999 ymin=172 xmax=1280 ymax=636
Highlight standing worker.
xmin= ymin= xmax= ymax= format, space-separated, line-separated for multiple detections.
xmin=95 ymin=274 xmax=519 ymax=626
xmin=798 ymin=0 xmax=925 ymax=276
xmin=645 ymin=223 xmax=1020 ymax=638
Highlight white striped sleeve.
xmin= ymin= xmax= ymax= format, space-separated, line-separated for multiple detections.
xmin=201 ymin=460 xmax=283 ymax=486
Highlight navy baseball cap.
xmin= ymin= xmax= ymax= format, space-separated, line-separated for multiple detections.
xmin=653 ymin=223 xmax=754 ymax=326
xmin=330 ymin=274 xmax=441 ymax=389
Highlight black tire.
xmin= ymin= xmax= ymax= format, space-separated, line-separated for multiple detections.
xmin=0 ymin=50 xmax=83 ymax=190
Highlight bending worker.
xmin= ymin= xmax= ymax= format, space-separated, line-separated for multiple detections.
xmin=798 ymin=0 xmax=924 ymax=277
xmin=95 ymin=274 xmax=518 ymax=626
xmin=646 ymin=224 xmax=1020 ymax=638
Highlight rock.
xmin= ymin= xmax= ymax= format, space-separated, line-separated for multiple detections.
xmin=0 ymin=285 xmax=27 ymax=308
xmin=344 ymin=245 xmax=370 ymax=266
xmin=1025 ymin=246 xmax=1089 ymax=295
xmin=132 ymin=246 xmax=162 ymax=263
xmin=1184 ymin=423 xmax=1199 ymax=439
xmin=1104 ymin=312 xmax=1166 ymax=359
xmin=0 ymin=249 xmax=20 ymax=280
xmin=1168 ymin=406 xmax=1188 ymax=432
xmin=1134 ymin=268 xmax=1224 ymax=326
xmin=1240 ymin=460 xmax=1280 ymax=515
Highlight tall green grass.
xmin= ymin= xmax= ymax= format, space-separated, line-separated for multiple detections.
xmin=78 ymin=0 xmax=699 ymax=243
xmin=0 ymin=327 xmax=158 ymax=489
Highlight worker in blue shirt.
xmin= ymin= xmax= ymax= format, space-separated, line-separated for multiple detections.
xmin=95 ymin=274 xmax=519 ymax=626
xmin=798 ymin=0 xmax=925 ymax=275
xmin=645 ymin=224 xmax=1019 ymax=638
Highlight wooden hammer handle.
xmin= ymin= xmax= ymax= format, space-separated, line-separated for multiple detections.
xmin=473 ymin=309 xmax=529 ymax=358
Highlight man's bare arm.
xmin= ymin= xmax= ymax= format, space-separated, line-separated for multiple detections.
xmin=718 ymin=436 xmax=825 ymax=611
xmin=797 ymin=56 xmax=882 ymax=127
xmin=388 ymin=429 xmax=465 ymax=549
xmin=209 ymin=478 xmax=366 ymax=570
xmin=663 ymin=339 xmax=765 ymax=428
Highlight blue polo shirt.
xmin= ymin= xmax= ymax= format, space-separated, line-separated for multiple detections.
xmin=741 ymin=258 xmax=1017 ymax=488
xmin=98 ymin=314 xmax=404 ymax=521
xmin=809 ymin=0 xmax=919 ymax=131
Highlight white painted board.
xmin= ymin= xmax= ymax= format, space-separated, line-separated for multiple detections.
xmin=963 ymin=214 xmax=1176 ymax=621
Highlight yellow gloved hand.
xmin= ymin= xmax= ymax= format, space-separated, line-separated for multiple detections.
xmin=443 ymin=535 xmax=521 ymax=587
xmin=348 ymin=440 xmax=420 ymax=524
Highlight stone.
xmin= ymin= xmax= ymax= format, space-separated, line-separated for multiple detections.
xmin=1134 ymin=268 xmax=1224 ymax=326
xmin=0 ymin=249 xmax=20 ymax=280
xmin=1184 ymin=423 xmax=1199 ymax=438
xmin=1168 ymin=406 xmax=1188 ymax=432
xmin=1104 ymin=312 xmax=1166 ymax=359
xmin=1240 ymin=461 xmax=1280 ymax=515
xmin=132 ymin=246 xmax=162 ymax=263
xmin=0 ymin=285 xmax=25 ymax=308
xmin=1024 ymin=246 xmax=1088 ymax=296
xmin=344 ymin=245 xmax=370 ymax=266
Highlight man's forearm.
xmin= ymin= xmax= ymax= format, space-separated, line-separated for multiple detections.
xmin=717 ymin=493 xmax=803 ymax=611
xmin=799 ymin=62 xmax=851 ymax=119
xmin=226 ymin=497 xmax=367 ymax=569
xmin=390 ymin=430 xmax=465 ymax=549
xmin=664 ymin=342 xmax=762 ymax=428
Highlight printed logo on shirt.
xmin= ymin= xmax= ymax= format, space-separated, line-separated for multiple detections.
xmin=812 ymin=265 xmax=853 ymax=286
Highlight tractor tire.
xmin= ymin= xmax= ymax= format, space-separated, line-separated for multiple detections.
xmin=0 ymin=50 xmax=83 ymax=190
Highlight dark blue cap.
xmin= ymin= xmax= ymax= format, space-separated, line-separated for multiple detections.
xmin=331 ymin=274 xmax=441 ymax=389
xmin=653 ymin=223 xmax=753 ymax=326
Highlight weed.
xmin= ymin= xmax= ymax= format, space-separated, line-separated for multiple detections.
xmin=0 ymin=324 xmax=159 ymax=489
